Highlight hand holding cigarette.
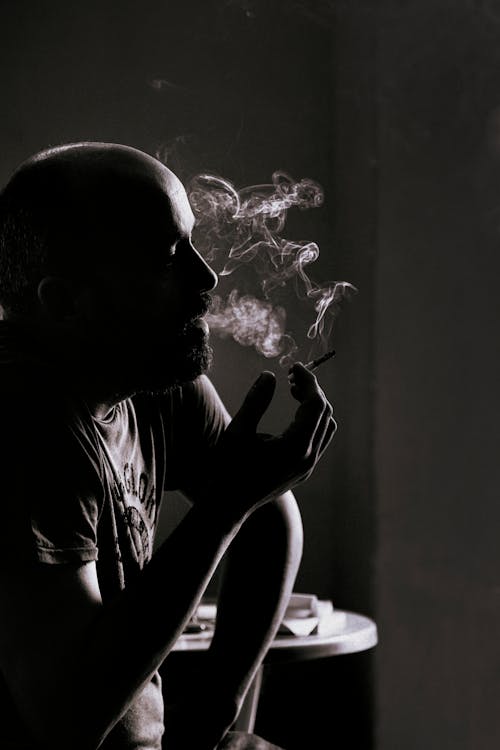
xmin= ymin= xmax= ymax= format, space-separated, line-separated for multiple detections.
xmin=208 ymin=358 xmax=336 ymax=523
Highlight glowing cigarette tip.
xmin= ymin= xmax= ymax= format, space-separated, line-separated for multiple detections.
xmin=305 ymin=349 xmax=336 ymax=371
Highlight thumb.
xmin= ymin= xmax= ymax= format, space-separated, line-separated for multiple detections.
xmin=229 ymin=371 xmax=276 ymax=434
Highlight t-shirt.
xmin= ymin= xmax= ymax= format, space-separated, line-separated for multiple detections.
xmin=0 ymin=322 xmax=229 ymax=750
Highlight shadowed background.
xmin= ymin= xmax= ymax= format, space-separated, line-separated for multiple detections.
xmin=0 ymin=1 xmax=499 ymax=748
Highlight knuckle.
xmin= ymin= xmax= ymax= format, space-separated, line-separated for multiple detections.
xmin=302 ymin=447 xmax=313 ymax=464
xmin=310 ymin=392 xmax=326 ymax=408
xmin=302 ymin=449 xmax=316 ymax=471
xmin=308 ymin=394 xmax=326 ymax=417
xmin=290 ymin=443 xmax=313 ymax=468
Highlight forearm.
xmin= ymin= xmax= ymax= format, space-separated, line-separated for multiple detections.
xmin=35 ymin=501 xmax=245 ymax=749
xmin=163 ymin=492 xmax=303 ymax=749
xmin=209 ymin=491 xmax=304 ymax=700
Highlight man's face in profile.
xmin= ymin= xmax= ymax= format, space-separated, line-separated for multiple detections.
xmin=71 ymin=152 xmax=218 ymax=395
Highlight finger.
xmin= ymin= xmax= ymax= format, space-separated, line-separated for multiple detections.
xmin=289 ymin=363 xmax=336 ymax=456
xmin=282 ymin=390 xmax=328 ymax=457
xmin=229 ymin=371 xmax=276 ymax=434
xmin=288 ymin=363 xmax=334 ymax=456
xmin=316 ymin=414 xmax=337 ymax=458
xmin=299 ymin=416 xmax=337 ymax=483
xmin=310 ymin=404 xmax=335 ymax=459
xmin=288 ymin=362 xmax=322 ymax=403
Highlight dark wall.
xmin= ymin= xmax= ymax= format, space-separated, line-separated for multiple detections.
xmin=0 ymin=2 xmax=376 ymax=748
xmin=8 ymin=1 xmax=498 ymax=749
xmin=375 ymin=3 xmax=500 ymax=749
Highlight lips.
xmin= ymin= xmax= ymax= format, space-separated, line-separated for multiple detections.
xmin=193 ymin=317 xmax=209 ymax=335
xmin=183 ymin=293 xmax=212 ymax=327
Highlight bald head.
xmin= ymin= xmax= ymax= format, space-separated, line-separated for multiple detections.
xmin=13 ymin=141 xmax=184 ymax=200
xmin=25 ymin=143 xmax=191 ymax=215
xmin=0 ymin=142 xmax=218 ymax=391
xmin=0 ymin=142 xmax=197 ymax=314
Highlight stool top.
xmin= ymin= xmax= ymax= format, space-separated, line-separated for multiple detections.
xmin=172 ymin=610 xmax=378 ymax=662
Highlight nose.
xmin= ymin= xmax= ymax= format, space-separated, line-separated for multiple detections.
xmin=184 ymin=242 xmax=218 ymax=292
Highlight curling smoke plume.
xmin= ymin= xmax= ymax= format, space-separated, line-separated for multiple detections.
xmin=188 ymin=171 xmax=357 ymax=366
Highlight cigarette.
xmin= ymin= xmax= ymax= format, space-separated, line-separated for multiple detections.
xmin=305 ymin=349 xmax=336 ymax=371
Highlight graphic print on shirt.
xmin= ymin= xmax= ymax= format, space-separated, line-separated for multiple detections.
xmin=93 ymin=399 xmax=160 ymax=577
xmin=109 ymin=460 xmax=157 ymax=569
xmin=124 ymin=462 xmax=157 ymax=520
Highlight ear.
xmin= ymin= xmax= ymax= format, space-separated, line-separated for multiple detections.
xmin=37 ymin=276 xmax=78 ymax=322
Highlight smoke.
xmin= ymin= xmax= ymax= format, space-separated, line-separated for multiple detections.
xmin=188 ymin=171 xmax=357 ymax=366
xmin=206 ymin=290 xmax=297 ymax=361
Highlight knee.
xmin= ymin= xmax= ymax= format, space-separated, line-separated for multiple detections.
xmin=244 ymin=491 xmax=304 ymax=570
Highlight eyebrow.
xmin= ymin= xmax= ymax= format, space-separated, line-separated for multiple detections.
xmin=176 ymin=215 xmax=196 ymax=241
xmin=168 ymin=224 xmax=194 ymax=249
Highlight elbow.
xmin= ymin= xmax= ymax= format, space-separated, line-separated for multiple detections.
xmin=241 ymin=490 xmax=304 ymax=574
xmin=268 ymin=490 xmax=304 ymax=572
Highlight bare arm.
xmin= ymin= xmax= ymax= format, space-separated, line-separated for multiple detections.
xmin=0 ymin=363 xmax=334 ymax=750
xmin=0 ymin=501 xmax=244 ymax=750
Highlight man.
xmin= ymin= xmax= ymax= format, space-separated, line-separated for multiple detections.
xmin=0 ymin=143 xmax=336 ymax=750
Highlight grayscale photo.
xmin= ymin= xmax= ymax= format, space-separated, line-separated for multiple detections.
xmin=0 ymin=2 xmax=497 ymax=749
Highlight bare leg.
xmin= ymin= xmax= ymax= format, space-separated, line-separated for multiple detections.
xmin=164 ymin=492 xmax=303 ymax=749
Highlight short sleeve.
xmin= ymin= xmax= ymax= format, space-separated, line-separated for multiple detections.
xmin=0 ymin=393 xmax=103 ymax=567
xmin=161 ymin=375 xmax=230 ymax=500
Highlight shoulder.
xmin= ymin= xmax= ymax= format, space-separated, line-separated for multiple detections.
xmin=175 ymin=376 xmax=231 ymax=429
xmin=182 ymin=374 xmax=226 ymax=408
xmin=155 ymin=376 xmax=231 ymax=449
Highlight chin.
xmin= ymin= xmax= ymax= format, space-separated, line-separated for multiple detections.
xmin=136 ymin=328 xmax=213 ymax=396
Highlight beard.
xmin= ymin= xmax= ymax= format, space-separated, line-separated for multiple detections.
xmin=78 ymin=293 xmax=214 ymax=398
xmin=144 ymin=321 xmax=213 ymax=394
xmin=123 ymin=318 xmax=213 ymax=397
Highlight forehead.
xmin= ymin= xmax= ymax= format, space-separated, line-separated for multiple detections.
xmin=154 ymin=167 xmax=195 ymax=238
xmin=69 ymin=155 xmax=196 ymax=273
xmin=7 ymin=144 xmax=197 ymax=276
xmin=104 ymin=170 xmax=194 ymax=272
xmin=95 ymin=157 xmax=196 ymax=259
